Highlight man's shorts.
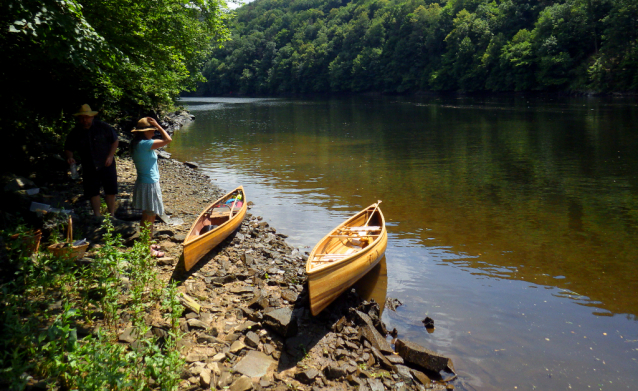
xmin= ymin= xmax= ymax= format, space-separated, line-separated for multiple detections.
xmin=82 ymin=162 xmax=118 ymax=198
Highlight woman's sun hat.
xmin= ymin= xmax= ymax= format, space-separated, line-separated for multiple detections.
xmin=131 ymin=118 xmax=156 ymax=132
xmin=73 ymin=104 xmax=98 ymax=116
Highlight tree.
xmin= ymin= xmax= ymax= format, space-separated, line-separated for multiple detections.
xmin=1 ymin=0 xmax=230 ymax=174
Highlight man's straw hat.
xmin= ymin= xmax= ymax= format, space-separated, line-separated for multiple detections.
xmin=131 ymin=118 xmax=156 ymax=132
xmin=72 ymin=104 xmax=98 ymax=117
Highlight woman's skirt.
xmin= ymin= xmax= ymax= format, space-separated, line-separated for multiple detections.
xmin=132 ymin=180 xmax=165 ymax=216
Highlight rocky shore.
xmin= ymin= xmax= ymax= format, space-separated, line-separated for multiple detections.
xmin=2 ymin=111 xmax=457 ymax=391
xmin=115 ymin=153 xmax=457 ymax=391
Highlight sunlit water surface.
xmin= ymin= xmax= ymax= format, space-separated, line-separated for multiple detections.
xmin=168 ymin=96 xmax=638 ymax=390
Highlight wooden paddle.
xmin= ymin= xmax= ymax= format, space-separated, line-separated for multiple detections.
xmin=363 ymin=200 xmax=382 ymax=227
xmin=228 ymin=192 xmax=240 ymax=219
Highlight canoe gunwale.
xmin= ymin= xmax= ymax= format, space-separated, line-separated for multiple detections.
xmin=306 ymin=204 xmax=386 ymax=275
xmin=306 ymin=203 xmax=387 ymax=316
xmin=182 ymin=186 xmax=247 ymax=271
xmin=183 ymin=185 xmax=246 ymax=246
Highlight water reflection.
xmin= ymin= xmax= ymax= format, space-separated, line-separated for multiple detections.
xmin=353 ymin=256 xmax=388 ymax=315
xmin=173 ymin=96 xmax=638 ymax=318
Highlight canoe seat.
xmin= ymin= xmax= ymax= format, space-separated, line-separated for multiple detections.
xmin=209 ymin=210 xmax=231 ymax=218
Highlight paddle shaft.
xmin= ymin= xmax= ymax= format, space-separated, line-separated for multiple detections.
xmin=363 ymin=200 xmax=382 ymax=227
xmin=228 ymin=193 xmax=240 ymax=219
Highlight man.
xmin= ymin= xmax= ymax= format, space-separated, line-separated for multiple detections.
xmin=64 ymin=104 xmax=119 ymax=216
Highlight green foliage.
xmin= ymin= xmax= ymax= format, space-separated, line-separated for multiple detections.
xmin=0 ymin=218 xmax=184 ymax=390
xmin=1 ymin=0 xmax=230 ymax=175
xmin=200 ymin=0 xmax=636 ymax=94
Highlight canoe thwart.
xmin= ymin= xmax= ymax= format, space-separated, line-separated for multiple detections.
xmin=338 ymin=226 xmax=381 ymax=231
xmin=328 ymin=234 xmax=380 ymax=238
xmin=315 ymin=253 xmax=351 ymax=257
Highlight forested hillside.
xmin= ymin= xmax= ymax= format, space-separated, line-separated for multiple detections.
xmin=200 ymin=0 xmax=638 ymax=94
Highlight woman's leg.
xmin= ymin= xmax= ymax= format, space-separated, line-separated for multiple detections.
xmin=141 ymin=210 xmax=156 ymax=238
xmin=141 ymin=210 xmax=164 ymax=257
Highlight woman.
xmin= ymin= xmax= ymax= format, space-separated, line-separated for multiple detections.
xmin=130 ymin=117 xmax=172 ymax=257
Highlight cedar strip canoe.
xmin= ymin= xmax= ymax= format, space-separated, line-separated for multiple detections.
xmin=183 ymin=186 xmax=247 ymax=271
xmin=306 ymin=202 xmax=387 ymax=316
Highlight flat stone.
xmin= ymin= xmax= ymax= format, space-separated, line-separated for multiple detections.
xmin=207 ymin=362 xmax=222 ymax=376
xmin=370 ymin=346 xmax=395 ymax=370
xmin=212 ymin=352 xmax=227 ymax=362
xmin=263 ymin=307 xmax=297 ymax=337
xmin=409 ymin=369 xmax=431 ymax=386
xmin=230 ymin=376 xmax=253 ymax=391
xmin=394 ymin=364 xmax=414 ymax=382
xmin=233 ymin=320 xmax=258 ymax=333
xmin=193 ymin=363 xmax=206 ymax=373
xmin=295 ymin=368 xmax=320 ymax=384
xmin=395 ymin=339 xmax=452 ymax=373
xmin=241 ymin=252 xmax=255 ymax=266
xmin=218 ymin=371 xmax=233 ymax=388
xmin=185 ymin=352 xmax=207 ymax=363
xmin=173 ymin=234 xmax=186 ymax=242
xmin=230 ymin=340 xmax=247 ymax=354
xmin=200 ymin=368 xmax=212 ymax=387
xmin=385 ymin=354 xmax=404 ymax=365
xmin=233 ymin=351 xmax=276 ymax=378
xmin=360 ymin=323 xmax=393 ymax=355
xmin=119 ymin=327 xmax=139 ymax=343
xmin=244 ymin=331 xmax=260 ymax=348
xmin=323 ymin=363 xmax=346 ymax=379
xmin=263 ymin=343 xmax=276 ymax=356
xmin=231 ymin=285 xmax=255 ymax=294
xmin=247 ymin=294 xmax=270 ymax=310
xmin=385 ymin=297 xmax=403 ymax=311
xmin=281 ymin=289 xmax=298 ymax=303
xmin=367 ymin=378 xmax=384 ymax=391
xmin=188 ymin=319 xmax=209 ymax=329
xmin=197 ymin=334 xmax=218 ymax=344
xmin=225 ymin=333 xmax=241 ymax=342
xmin=157 ymin=256 xmax=176 ymax=265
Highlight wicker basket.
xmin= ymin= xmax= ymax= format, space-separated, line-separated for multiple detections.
xmin=10 ymin=229 xmax=43 ymax=255
xmin=47 ymin=217 xmax=89 ymax=260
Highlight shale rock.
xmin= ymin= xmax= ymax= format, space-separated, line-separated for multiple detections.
xmin=233 ymin=351 xmax=276 ymax=378
xmin=263 ymin=307 xmax=297 ymax=337
xmin=395 ymin=339 xmax=453 ymax=373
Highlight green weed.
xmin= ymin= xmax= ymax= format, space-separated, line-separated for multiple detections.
xmin=0 ymin=217 xmax=186 ymax=390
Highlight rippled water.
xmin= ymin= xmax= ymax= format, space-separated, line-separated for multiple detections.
xmin=169 ymin=95 xmax=638 ymax=390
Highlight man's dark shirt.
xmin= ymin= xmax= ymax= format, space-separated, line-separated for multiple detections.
xmin=64 ymin=120 xmax=117 ymax=170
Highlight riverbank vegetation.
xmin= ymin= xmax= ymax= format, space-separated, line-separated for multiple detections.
xmin=1 ymin=0 xmax=230 ymax=175
xmin=199 ymin=0 xmax=638 ymax=95
xmin=1 ymin=219 xmax=185 ymax=389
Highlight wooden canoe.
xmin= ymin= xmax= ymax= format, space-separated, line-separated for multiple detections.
xmin=306 ymin=202 xmax=387 ymax=316
xmin=183 ymin=186 xmax=247 ymax=271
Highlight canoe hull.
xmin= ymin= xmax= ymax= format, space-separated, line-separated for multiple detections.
xmin=306 ymin=204 xmax=387 ymax=316
xmin=183 ymin=186 xmax=247 ymax=271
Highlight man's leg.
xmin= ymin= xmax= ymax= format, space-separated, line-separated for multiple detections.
xmin=105 ymin=194 xmax=116 ymax=215
xmin=100 ymin=163 xmax=118 ymax=217
xmin=90 ymin=195 xmax=102 ymax=216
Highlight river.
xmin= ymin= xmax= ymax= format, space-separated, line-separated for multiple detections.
xmin=167 ymin=95 xmax=638 ymax=390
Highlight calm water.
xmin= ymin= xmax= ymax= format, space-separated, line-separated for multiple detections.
xmin=169 ymin=96 xmax=638 ymax=390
